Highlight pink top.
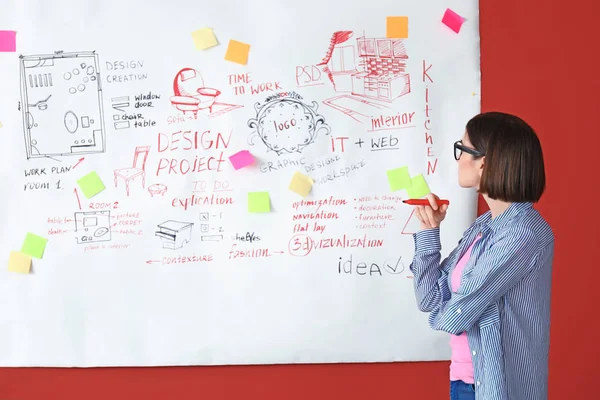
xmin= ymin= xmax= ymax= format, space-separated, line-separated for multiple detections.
xmin=449 ymin=234 xmax=481 ymax=384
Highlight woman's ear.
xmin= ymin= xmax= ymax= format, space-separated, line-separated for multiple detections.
xmin=478 ymin=156 xmax=485 ymax=177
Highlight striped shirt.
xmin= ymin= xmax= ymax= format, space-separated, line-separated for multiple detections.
xmin=409 ymin=202 xmax=554 ymax=399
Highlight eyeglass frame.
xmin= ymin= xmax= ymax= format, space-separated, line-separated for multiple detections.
xmin=454 ymin=140 xmax=485 ymax=160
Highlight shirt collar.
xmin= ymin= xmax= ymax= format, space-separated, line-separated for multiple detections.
xmin=474 ymin=202 xmax=534 ymax=233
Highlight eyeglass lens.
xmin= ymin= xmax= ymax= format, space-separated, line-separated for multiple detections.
xmin=454 ymin=143 xmax=462 ymax=160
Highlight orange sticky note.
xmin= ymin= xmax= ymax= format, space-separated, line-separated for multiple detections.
xmin=225 ymin=40 xmax=251 ymax=65
xmin=386 ymin=16 xmax=408 ymax=38
xmin=8 ymin=251 xmax=32 ymax=274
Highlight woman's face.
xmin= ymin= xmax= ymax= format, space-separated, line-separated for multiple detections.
xmin=457 ymin=132 xmax=485 ymax=189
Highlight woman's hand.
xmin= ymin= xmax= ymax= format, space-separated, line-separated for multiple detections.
xmin=414 ymin=193 xmax=449 ymax=230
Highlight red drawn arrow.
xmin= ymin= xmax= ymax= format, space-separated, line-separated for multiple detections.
xmin=146 ymin=260 xmax=161 ymax=264
xmin=72 ymin=157 xmax=85 ymax=169
xmin=73 ymin=188 xmax=82 ymax=210
xmin=272 ymin=250 xmax=285 ymax=255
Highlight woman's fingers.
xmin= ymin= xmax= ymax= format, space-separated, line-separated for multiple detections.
xmin=425 ymin=193 xmax=439 ymax=210
xmin=415 ymin=206 xmax=431 ymax=229
xmin=423 ymin=205 xmax=437 ymax=226
xmin=414 ymin=201 xmax=448 ymax=230
xmin=414 ymin=206 xmax=425 ymax=223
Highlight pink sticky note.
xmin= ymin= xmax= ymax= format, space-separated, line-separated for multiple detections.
xmin=229 ymin=150 xmax=255 ymax=170
xmin=442 ymin=9 xmax=465 ymax=33
xmin=0 ymin=31 xmax=16 ymax=52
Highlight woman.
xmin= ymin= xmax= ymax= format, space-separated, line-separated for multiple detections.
xmin=409 ymin=112 xmax=554 ymax=400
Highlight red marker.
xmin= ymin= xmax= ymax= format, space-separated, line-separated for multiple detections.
xmin=402 ymin=199 xmax=450 ymax=206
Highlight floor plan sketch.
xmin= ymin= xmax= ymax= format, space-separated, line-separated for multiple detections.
xmin=19 ymin=51 xmax=106 ymax=159
xmin=74 ymin=211 xmax=112 ymax=244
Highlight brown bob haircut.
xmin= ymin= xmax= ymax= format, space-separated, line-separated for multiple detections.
xmin=466 ymin=112 xmax=546 ymax=203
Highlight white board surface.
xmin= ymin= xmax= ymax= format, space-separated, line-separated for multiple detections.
xmin=0 ymin=0 xmax=480 ymax=367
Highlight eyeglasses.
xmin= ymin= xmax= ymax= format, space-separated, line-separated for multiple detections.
xmin=454 ymin=140 xmax=485 ymax=160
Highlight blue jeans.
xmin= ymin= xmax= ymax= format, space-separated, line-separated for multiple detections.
xmin=450 ymin=380 xmax=476 ymax=400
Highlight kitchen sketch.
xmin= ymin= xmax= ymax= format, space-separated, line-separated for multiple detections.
xmin=318 ymin=31 xmax=411 ymax=122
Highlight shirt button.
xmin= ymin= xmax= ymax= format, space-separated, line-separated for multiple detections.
xmin=457 ymin=309 xmax=462 ymax=314
xmin=472 ymin=350 xmax=476 ymax=356
xmin=477 ymin=381 xmax=481 ymax=386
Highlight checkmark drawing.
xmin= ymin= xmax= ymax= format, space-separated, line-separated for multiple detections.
xmin=384 ymin=256 xmax=405 ymax=274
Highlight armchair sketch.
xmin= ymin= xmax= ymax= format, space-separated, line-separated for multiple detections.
xmin=170 ymin=68 xmax=221 ymax=117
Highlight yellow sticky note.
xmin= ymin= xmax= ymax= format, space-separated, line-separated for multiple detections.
xmin=406 ymin=174 xmax=431 ymax=198
xmin=191 ymin=28 xmax=218 ymax=50
xmin=8 ymin=251 xmax=32 ymax=274
xmin=289 ymin=171 xmax=313 ymax=197
xmin=387 ymin=16 xmax=409 ymax=38
xmin=248 ymin=192 xmax=270 ymax=213
xmin=21 ymin=232 xmax=48 ymax=259
xmin=386 ymin=167 xmax=412 ymax=191
xmin=77 ymin=171 xmax=105 ymax=198
xmin=225 ymin=40 xmax=251 ymax=65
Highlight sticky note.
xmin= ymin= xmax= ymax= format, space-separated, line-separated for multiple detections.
xmin=0 ymin=30 xmax=16 ymax=52
xmin=442 ymin=8 xmax=465 ymax=33
xmin=8 ymin=251 xmax=31 ymax=274
xmin=387 ymin=167 xmax=412 ymax=191
xmin=406 ymin=174 xmax=431 ymax=198
xmin=21 ymin=233 xmax=48 ymax=259
xmin=191 ymin=28 xmax=218 ymax=50
xmin=77 ymin=171 xmax=105 ymax=198
xmin=248 ymin=192 xmax=270 ymax=213
xmin=225 ymin=40 xmax=251 ymax=65
xmin=289 ymin=171 xmax=313 ymax=197
xmin=386 ymin=16 xmax=408 ymax=38
xmin=229 ymin=150 xmax=255 ymax=170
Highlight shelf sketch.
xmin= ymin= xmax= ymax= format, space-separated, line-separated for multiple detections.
xmin=74 ymin=211 xmax=112 ymax=244
xmin=19 ymin=51 xmax=106 ymax=159
xmin=155 ymin=220 xmax=194 ymax=250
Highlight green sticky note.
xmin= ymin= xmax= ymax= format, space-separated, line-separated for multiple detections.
xmin=77 ymin=171 xmax=105 ymax=198
xmin=387 ymin=167 xmax=412 ymax=191
xmin=406 ymin=174 xmax=431 ymax=198
xmin=248 ymin=192 xmax=270 ymax=213
xmin=21 ymin=232 xmax=48 ymax=259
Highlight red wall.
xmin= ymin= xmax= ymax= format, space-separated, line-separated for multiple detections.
xmin=2 ymin=1 xmax=598 ymax=398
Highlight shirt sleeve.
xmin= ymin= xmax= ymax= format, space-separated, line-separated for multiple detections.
xmin=427 ymin=228 xmax=539 ymax=335
xmin=409 ymin=227 xmax=463 ymax=312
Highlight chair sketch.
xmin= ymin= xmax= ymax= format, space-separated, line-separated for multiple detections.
xmin=113 ymin=146 xmax=150 ymax=196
